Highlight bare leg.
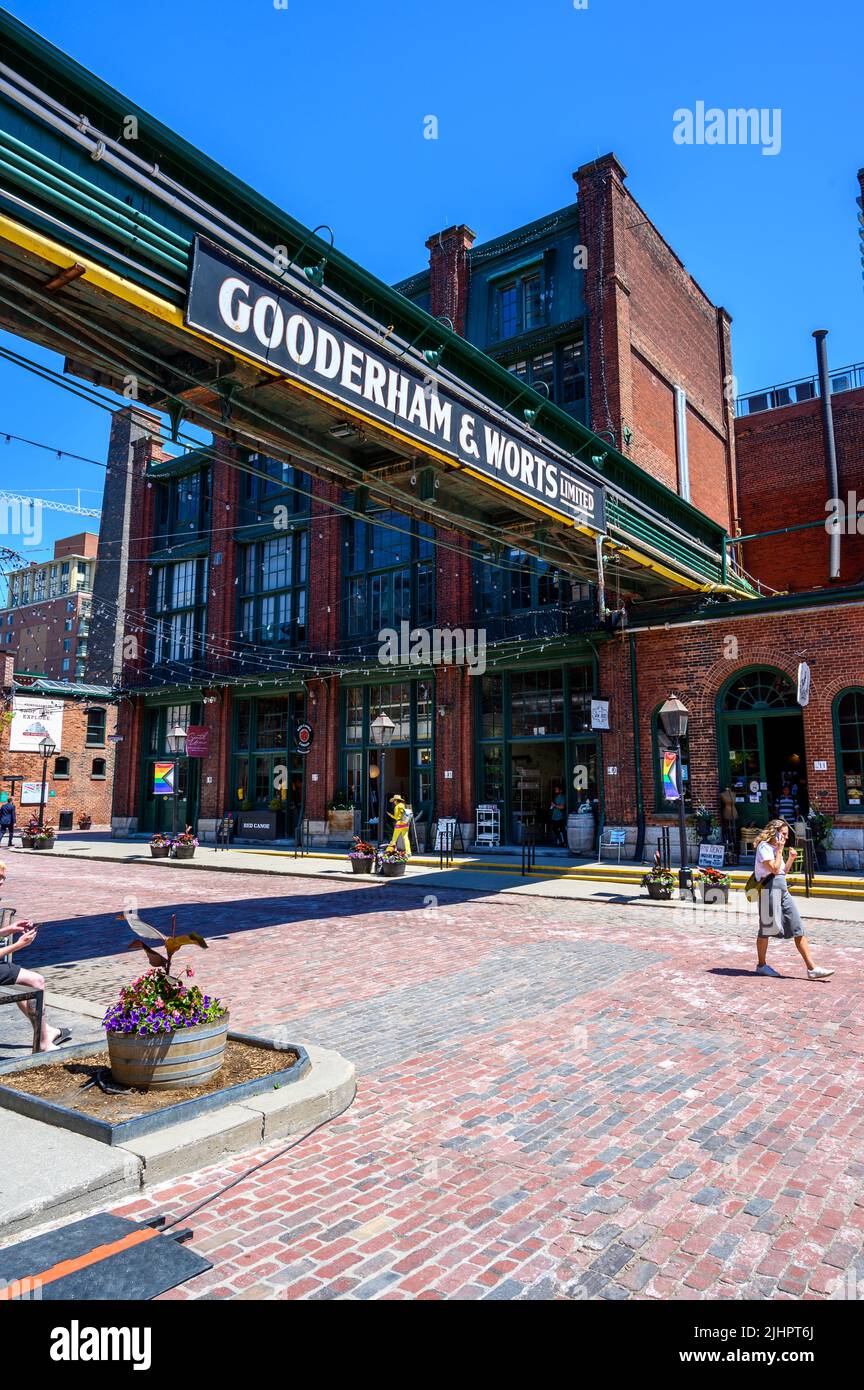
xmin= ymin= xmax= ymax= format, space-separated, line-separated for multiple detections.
xmin=757 ymin=935 xmax=769 ymax=967
xmin=794 ymin=936 xmax=815 ymax=972
xmin=15 ymin=969 xmax=59 ymax=1050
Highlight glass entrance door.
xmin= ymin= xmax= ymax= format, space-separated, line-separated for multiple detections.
xmin=725 ymin=719 xmax=768 ymax=825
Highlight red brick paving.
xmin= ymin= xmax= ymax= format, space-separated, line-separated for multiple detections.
xmin=3 ymin=852 xmax=864 ymax=1300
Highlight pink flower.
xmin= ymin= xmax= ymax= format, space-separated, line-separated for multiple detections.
xmin=186 ymin=967 xmax=195 ymax=978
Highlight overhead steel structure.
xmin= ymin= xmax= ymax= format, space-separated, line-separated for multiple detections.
xmin=0 ymin=7 xmax=753 ymax=610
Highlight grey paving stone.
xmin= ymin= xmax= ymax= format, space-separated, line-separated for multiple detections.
xmin=692 ymin=1186 xmax=725 ymax=1206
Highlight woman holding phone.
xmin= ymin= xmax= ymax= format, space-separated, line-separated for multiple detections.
xmin=0 ymin=861 xmax=70 ymax=1050
xmin=753 ymin=821 xmax=833 ymax=980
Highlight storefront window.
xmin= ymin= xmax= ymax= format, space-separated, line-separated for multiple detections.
xmin=481 ymin=675 xmax=503 ymax=739
xmin=340 ymin=682 xmax=433 ymax=829
xmin=835 ymin=689 xmax=864 ymax=811
xmin=511 ymin=671 xmax=565 ymax=737
xmin=231 ymin=693 xmax=306 ymax=814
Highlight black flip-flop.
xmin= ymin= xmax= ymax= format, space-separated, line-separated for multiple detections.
xmin=53 ymin=1028 xmax=72 ymax=1047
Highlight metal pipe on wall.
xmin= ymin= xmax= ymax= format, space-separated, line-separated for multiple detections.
xmin=813 ymin=330 xmax=841 ymax=581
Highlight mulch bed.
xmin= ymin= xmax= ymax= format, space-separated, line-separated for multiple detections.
xmin=1 ymin=1040 xmax=298 ymax=1121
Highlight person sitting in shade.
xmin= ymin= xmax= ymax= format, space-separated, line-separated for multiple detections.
xmin=386 ymin=794 xmax=412 ymax=857
xmin=0 ymin=861 xmax=71 ymax=1050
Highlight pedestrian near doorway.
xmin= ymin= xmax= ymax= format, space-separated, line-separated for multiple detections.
xmin=753 ymin=820 xmax=833 ymax=981
xmin=0 ymin=799 xmax=14 ymax=847
xmin=549 ymin=783 xmax=567 ymax=847
xmin=776 ymin=783 xmax=798 ymax=821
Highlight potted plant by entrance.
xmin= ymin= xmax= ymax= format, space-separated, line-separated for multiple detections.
xmin=103 ymin=914 xmax=227 ymax=1090
xmin=807 ymin=802 xmax=834 ymax=871
xmin=641 ymin=865 xmax=676 ymax=900
xmin=378 ymin=845 xmax=408 ymax=878
xmin=20 ymin=816 xmax=39 ymax=849
xmin=31 ymin=820 xmax=56 ymax=851
xmin=696 ymin=866 xmax=732 ymax=904
xmin=348 ymin=836 xmax=376 ymax=873
xmin=327 ymin=790 xmax=356 ymax=839
xmin=694 ymin=803 xmax=714 ymax=842
xmin=150 ymin=831 xmax=172 ymax=858
xmin=78 ymin=813 xmax=92 ymax=831
xmin=172 ymin=826 xmax=198 ymax=860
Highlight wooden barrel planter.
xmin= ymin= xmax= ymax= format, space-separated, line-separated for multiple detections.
xmin=173 ymin=845 xmax=196 ymax=860
xmin=350 ymin=857 xmax=374 ymax=873
xmin=379 ymin=860 xmax=406 ymax=878
xmin=150 ymin=845 xmax=170 ymax=858
xmin=107 ymin=1014 xmax=229 ymax=1090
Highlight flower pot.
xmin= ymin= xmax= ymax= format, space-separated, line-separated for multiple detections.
xmin=700 ymin=883 xmax=730 ymax=905
xmin=173 ymin=845 xmax=196 ymax=860
xmin=32 ymin=838 xmax=54 ymax=851
xmin=379 ymin=860 xmax=406 ymax=877
xmin=150 ymin=844 xmax=170 ymax=858
xmin=350 ymin=856 xmax=374 ymax=873
xmin=646 ymin=881 xmax=672 ymax=900
xmin=20 ymin=836 xmax=33 ymax=849
xmin=107 ymin=1013 xmax=229 ymax=1090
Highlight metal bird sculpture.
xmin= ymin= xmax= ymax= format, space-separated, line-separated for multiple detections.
xmin=118 ymin=903 xmax=207 ymax=979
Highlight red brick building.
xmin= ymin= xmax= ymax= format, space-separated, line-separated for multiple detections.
xmin=1 ymin=532 xmax=97 ymax=680
xmin=0 ymin=661 xmax=118 ymax=831
xmin=100 ymin=158 xmax=863 ymax=872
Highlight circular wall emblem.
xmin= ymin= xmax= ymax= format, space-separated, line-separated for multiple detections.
xmin=296 ymin=722 xmax=314 ymax=755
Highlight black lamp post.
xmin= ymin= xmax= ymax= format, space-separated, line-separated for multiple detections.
xmin=658 ymin=695 xmax=692 ymax=892
xmin=370 ymin=712 xmax=395 ymax=848
xmin=165 ymin=722 xmax=187 ymax=837
xmin=37 ymin=736 xmax=56 ymax=830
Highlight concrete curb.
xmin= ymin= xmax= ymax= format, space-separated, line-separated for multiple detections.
xmin=0 ymin=1043 xmax=356 ymax=1239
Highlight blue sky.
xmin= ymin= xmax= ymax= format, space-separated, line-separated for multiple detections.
xmin=0 ymin=0 xmax=861 ymax=567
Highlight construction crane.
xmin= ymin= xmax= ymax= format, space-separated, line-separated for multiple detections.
xmin=0 ymin=490 xmax=101 ymax=519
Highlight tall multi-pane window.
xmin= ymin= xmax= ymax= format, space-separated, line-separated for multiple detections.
xmin=506 ymin=329 xmax=585 ymax=414
xmin=238 ymin=530 xmax=308 ymax=646
xmin=493 ymin=267 xmax=547 ymax=341
xmin=344 ymin=509 xmax=434 ymax=639
xmin=835 ymin=690 xmax=864 ymax=811
xmin=152 ymin=467 xmax=212 ymax=545
xmin=152 ymin=558 xmax=207 ymax=665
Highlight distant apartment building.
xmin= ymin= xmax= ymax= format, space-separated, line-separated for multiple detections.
xmin=1 ymin=532 xmax=97 ymax=680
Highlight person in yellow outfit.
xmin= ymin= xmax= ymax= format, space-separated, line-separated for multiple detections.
xmin=386 ymin=793 xmax=412 ymax=857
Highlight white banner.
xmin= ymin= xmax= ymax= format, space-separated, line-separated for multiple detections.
xmin=9 ymin=697 xmax=64 ymax=753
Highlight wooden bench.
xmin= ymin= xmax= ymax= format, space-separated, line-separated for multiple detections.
xmin=0 ymin=982 xmax=44 ymax=1054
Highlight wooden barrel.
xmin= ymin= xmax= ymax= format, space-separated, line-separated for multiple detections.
xmin=107 ymin=1013 xmax=229 ymax=1090
xmin=567 ymin=813 xmax=594 ymax=855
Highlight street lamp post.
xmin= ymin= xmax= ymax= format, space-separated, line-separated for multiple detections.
xmin=658 ymin=695 xmax=692 ymax=894
xmin=37 ymin=736 xmax=56 ymax=830
xmin=370 ymin=712 xmax=396 ymax=849
xmin=165 ymin=723 xmax=187 ymax=837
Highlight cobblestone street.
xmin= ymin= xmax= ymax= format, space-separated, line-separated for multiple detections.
xmin=3 ymin=853 xmax=863 ymax=1300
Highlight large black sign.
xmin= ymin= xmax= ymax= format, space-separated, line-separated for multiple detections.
xmin=185 ymin=238 xmax=605 ymax=533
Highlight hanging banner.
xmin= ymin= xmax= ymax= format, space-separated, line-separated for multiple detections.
xmin=185 ymin=726 xmax=210 ymax=758
xmin=295 ymin=722 xmax=314 ymax=756
xmin=185 ymin=238 xmax=605 ymax=534
xmin=661 ymin=748 xmax=681 ymax=802
xmin=590 ymin=699 xmax=610 ymax=730
xmin=9 ymin=697 xmax=64 ymax=753
xmin=153 ymin=762 xmax=176 ymax=796
xmin=797 ymin=662 xmax=811 ymax=707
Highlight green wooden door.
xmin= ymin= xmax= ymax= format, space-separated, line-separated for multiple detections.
xmin=724 ymin=718 xmax=769 ymax=826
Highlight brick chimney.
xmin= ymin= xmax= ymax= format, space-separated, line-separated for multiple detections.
xmin=573 ymin=153 xmax=633 ymax=444
xmin=425 ymin=224 xmax=476 ymax=335
xmin=1 ymin=654 xmax=13 ymax=692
